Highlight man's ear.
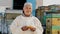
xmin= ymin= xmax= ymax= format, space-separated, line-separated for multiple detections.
xmin=23 ymin=7 xmax=24 ymax=13
xmin=23 ymin=7 xmax=24 ymax=10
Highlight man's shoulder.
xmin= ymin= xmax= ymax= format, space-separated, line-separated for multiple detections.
xmin=16 ymin=15 xmax=22 ymax=19
xmin=32 ymin=16 xmax=41 ymax=23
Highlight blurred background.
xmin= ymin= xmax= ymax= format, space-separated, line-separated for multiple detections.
xmin=0 ymin=0 xmax=60 ymax=34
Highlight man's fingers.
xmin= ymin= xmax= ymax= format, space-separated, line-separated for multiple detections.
xmin=30 ymin=27 xmax=36 ymax=32
xmin=21 ymin=26 xmax=29 ymax=31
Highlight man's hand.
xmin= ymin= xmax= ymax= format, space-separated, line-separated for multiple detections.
xmin=30 ymin=27 xmax=36 ymax=32
xmin=28 ymin=26 xmax=36 ymax=32
xmin=21 ymin=26 xmax=29 ymax=31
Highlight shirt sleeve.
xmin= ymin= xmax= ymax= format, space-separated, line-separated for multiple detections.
xmin=9 ymin=16 xmax=19 ymax=34
xmin=34 ymin=17 xmax=43 ymax=34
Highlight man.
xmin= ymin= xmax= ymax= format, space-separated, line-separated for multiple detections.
xmin=10 ymin=2 xmax=43 ymax=34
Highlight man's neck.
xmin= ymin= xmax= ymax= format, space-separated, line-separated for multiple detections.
xmin=25 ymin=15 xmax=30 ymax=17
xmin=22 ymin=14 xmax=32 ymax=17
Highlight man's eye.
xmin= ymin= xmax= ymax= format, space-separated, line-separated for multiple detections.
xmin=29 ymin=8 xmax=31 ymax=9
xmin=25 ymin=7 xmax=28 ymax=9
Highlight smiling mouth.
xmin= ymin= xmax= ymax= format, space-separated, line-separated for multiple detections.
xmin=27 ymin=11 xmax=29 ymax=13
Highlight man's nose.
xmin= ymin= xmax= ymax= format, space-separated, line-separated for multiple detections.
xmin=27 ymin=8 xmax=30 ymax=10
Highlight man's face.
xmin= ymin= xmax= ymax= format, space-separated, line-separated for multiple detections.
xmin=23 ymin=5 xmax=32 ymax=16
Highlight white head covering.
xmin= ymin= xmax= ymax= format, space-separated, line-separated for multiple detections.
xmin=24 ymin=2 xmax=32 ymax=8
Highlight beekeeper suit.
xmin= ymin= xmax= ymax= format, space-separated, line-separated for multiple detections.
xmin=10 ymin=2 xmax=43 ymax=34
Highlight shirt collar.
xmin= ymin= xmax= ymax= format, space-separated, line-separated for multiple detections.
xmin=22 ymin=13 xmax=32 ymax=17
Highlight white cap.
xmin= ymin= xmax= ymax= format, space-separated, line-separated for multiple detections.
xmin=24 ymin=2 xmax=32 ymax=7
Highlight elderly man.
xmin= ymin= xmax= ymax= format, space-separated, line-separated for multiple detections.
xmin=10 ymin=2 xmax=43 ymax=34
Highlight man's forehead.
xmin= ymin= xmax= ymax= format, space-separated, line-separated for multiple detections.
xmin=24 ymin=5 xmax=32 ymax=8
